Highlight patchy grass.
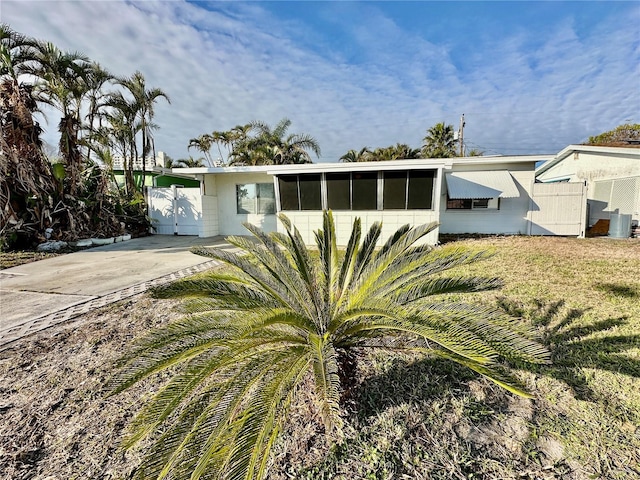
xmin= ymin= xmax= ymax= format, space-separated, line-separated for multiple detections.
xmin=269 ymin=236 xmax=640 ymax=480
xmin=0 ymin=236 xmax=638 ymax=479
xmin=0 ymin=251 xmax=62 ymax=269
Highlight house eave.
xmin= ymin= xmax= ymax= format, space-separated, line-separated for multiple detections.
xmin=172 ymin=155 xmax=551 ymax=177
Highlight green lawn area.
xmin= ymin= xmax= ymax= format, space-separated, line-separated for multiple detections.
xmin=267 ymin=236 xmax=640 ymax=479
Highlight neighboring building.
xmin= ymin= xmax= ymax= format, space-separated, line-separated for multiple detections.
xmin=535 ymin=145 xmax=640 ymax=227
xmin=111 ymin=152 xmax=201 ymax=189
xmin=148 ymin=153 xmax=586 ymax=243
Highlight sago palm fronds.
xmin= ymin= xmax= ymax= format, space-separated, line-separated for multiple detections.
xmin=110 ymin=211 xmax=550 ymax=480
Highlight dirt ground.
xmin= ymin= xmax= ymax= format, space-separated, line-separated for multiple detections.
xmin=0 ymin=295 xmax=562 ymax=480
xmin=0 ymin=296 xmax=182 ymax=480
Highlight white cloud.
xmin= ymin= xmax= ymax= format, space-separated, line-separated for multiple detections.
xmin=3 ymin=1 xmax=638 ymax=161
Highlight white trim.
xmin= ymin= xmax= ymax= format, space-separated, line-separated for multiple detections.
xmin=173 ymin=155 xmax=549 ymax=177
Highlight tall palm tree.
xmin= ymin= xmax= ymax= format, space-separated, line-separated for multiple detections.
xmin=27 ymin=41 xmax=92 ymax=195
xmin=117 ymin=71 xmax=170 ymax=181
xmin=0 ymin=24 xmax=56 ymax=241
xmin=111 ymin=211 xmax=550 ymax=480
xmin=422 ymin=121 xmax=457 ymax=158
xmin=102 ymin=92 xmax=140 ymax=195
xmin=82 ymin=62 xmax=113 ymax=162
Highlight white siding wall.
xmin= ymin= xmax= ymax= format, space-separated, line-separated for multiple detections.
xmin=279 ymin=210 xmax=439 ymax=246
xmin=538 ymin=151 xmax=640 ymax=182
xmin=439 ymin=168 xmax=534 ymax=235
xmin=214 ymin=172 xmax=278 ymax=236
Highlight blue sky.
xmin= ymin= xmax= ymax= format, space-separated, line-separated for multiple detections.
xmin=3 ymin=1 xmax=639 ymax=162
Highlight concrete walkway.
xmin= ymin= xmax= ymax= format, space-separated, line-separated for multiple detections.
xmin=0 ymin=235 xmax=234 ymax=349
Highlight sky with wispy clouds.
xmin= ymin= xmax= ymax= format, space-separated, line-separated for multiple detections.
xmin=3 ymin=1 xmax=639 ymax=162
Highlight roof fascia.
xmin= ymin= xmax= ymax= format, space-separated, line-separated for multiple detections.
xmin=267 ymin=159 xmax=447 ymax=175
xmin=444 ymin=155 xmax=550 ymax=169
xmin=173 ymin=155 xmax=550 ymax=177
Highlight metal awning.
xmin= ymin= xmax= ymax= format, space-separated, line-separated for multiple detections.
xmin=445 ymin=170 xmax=520 ymax=199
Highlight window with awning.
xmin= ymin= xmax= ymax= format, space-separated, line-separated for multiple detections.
xmin=445 ymin=170 xmax=519 ymax=210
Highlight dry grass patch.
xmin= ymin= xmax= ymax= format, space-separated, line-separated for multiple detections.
xmin=0 ymin=236 xmax=638 ymax=479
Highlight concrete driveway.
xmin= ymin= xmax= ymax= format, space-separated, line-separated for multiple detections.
xmin=0 ymin=235 xmax=234 ymax=348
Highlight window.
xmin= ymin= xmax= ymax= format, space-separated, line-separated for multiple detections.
xmin=236 ymin=183 xmax=275 ymax=214
xmin=446 ymin=197 xmax=499 ymax=210
xmin=383 ymin=171 xmax=407 ymax=209
xmin=408 ymin=170 xmax=434 ymax=209
xmin=325 ymin=171 xmax=378 ymax=210
xmin=278 ymin=175 xmax=299 ymax=210
xmin=352 ymin=171 xmax=378 ymax=210
xmin=326 ymin=173 xmax=351 ymax=210
xmin=276 ymin=169 xmax=435 ymax=211
xmin=383 ymin=170 xmax=435 ymax=210
xmin=277 ymin=174 xmax=322 ymax=210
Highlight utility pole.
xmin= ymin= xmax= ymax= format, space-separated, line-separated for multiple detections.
xmin=459 ymin=113 xmax=465 ymax=156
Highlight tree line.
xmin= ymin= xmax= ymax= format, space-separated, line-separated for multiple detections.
xmin=1 ymin=24 xmax=168 ymax=247
xmin=186 ymin=120 xmax=484 ymax=168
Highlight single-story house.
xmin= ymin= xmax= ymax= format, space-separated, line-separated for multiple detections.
xmin=535 ymin=145 xmax=640 ymax=230
xmin=147 ymin=153 xmax=596 ymax=244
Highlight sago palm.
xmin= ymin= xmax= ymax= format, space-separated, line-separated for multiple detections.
xmin=110 ymin=211 xmax=550 ymax=480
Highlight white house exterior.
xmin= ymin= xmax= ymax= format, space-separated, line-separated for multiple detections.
xmin=149 ymin=153 xmax=580 ymax=244
xmin=535 ymin=145 xmax=640 ymax=226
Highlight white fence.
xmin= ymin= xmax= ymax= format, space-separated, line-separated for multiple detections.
xmin=528 ymin=182 xmax=587 ymax=236
xmin=148 ymin=186 xmax=202 ymax=235
xmin=590 ymin=176 xmax=640 ymax=224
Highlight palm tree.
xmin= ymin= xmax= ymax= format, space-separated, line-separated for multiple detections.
xmin=117 ymin=71 xmax=170 ymax=181
xmin=0 ymin=24 xmax=57 ymax=242
xmin=27 ymin=41 xmax=92 ymax=195
xmin=111 ymin=211 xmax=550 ymax=480
xmin=101 ymin=92 xmax=140 ymax=195
xmin=340 ymin=147 xmax=371 ymax=162
xmin=393 ymin=142 xmax=422 ymax=159
xmin=188 ymin=133 xmax=214 ymax=166
xmin=468 ymin=148 xmax=485 ymax=157
xmin=229 ymin=118 xmax=320 ymax=165
xmin=174 ymin=156 xmax=206 ymax=168
xmin=422 ymin=121 xmax=456 ymax=158
xmin=82 ymin=62 xmax=113 ymax=162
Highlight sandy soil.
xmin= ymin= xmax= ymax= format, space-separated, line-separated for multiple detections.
xmin=0 ymin=296 xmax=181 ymax=480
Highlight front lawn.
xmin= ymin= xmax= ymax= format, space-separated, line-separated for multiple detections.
xmin=266 ymin=236 xmax=640 ymax=480
xmin=0 ymin=236 xmax=638 ymax=479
